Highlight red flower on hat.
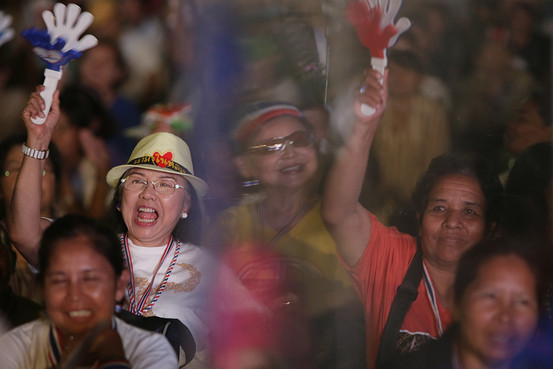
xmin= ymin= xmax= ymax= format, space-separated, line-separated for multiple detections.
xmin=153 ymin=151 xmax=173 ymax=168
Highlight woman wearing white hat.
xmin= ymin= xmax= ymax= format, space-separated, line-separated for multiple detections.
xmin=9 ymin=86 xmax=261 ymax=368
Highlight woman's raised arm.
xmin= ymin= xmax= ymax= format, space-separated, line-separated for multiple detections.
xmin=8 ymin=86 xmax=60 ymax=267
xmin=322 ymin=70 xmax=387 ymax=267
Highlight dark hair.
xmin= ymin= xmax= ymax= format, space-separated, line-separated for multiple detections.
xmin=0 ymin=225 xmax=16 ymax=282
xmin=0 ymin=133 xmax=62 ymax=221
xmin=38 ymin=214 xmax=125 ymax=283
xmin=59 ymin=84 xmax=115 ymax=140
xmin=513 ymin=88 xmax=552 ymax=128
xmin=411 ymin=153 xmax=503 ymax=227
xmin=107 ymin=173 xmax=204 ymax=245
xmin=388 ymin=49 xmax=425 ymax=74
xmin=501 ymin=142 xmax=553 ymax=240
xmin=453 ymin=236 xmax=546 ymax=314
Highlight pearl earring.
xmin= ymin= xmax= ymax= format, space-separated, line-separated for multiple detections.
xmin=181 ymin=213 xmax=188 ymax=219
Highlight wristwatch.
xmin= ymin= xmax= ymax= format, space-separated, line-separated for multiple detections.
xmin=21 ymin=143 xmax=49 ymax=160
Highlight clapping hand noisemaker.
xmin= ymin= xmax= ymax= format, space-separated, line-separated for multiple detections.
xmin=345 ymin=0 xmax=410 ymax=116
xmin=22 ymin=3 xmax=97 ymax=124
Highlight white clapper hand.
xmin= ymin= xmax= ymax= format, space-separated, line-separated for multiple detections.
xmin=32 ymin=3 xmax=97 ymax=125
xmin=42 ymin=3 xmax=98 ymax=52
xmin=350 ymin=0 xmax=410 ymax=116
xmin=0 ymin=11 xmax=14 ymax=47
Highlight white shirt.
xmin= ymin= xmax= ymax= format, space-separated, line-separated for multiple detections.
xmin=125 ymin=239 xmax=265 ymax=369
xmin=0 ymin=317 xmax=178 ymax=369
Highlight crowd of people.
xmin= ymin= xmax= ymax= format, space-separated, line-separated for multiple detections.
xmin=0 ymin=0 xmax=552 ymax=368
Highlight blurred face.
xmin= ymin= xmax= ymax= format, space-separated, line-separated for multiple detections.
xmin=387 ymin=62 xmax=421 ymax=97
xmin=504 ymin=99 xmax=550 ymax=155
xmin=121 ymin=168 xmax=191 ymax=247
xmin=421 ymin=174 xmax=486 ymax=271
xmin=240 ymin=117 xmax=318 ymax=191
xmin=43 ymin=235 xmax=127 ymax=340
xmin=456 ymin=254 xmax=538 ymax=368
xmin=79 ymin=43 xmax=122 ymax=92
xmin=0 ymin=145 xmax=55 ymax=217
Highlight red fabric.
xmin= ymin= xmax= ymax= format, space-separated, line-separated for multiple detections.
xmin=345 ymin=213 xmax=452 ymax=369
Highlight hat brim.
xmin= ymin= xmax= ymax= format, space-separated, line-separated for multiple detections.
xmin=106 ymin=163 xmax=209 ymax=198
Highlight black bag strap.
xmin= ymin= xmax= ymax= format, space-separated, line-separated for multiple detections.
xmin=116 ymin=309 xmax=196 ymax=365
xmin=374 ymin=247 xmax=423 ymax=369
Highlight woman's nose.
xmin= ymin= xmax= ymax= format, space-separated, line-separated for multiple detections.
xmin=496 ymin=302 xmax=515 ymax=325
xmin=66 ymin=281 xmax=82 ymax=301
xmin=443 ymin=210 xmax=462 ymax=229
xmin=139 ymin=182 xmax=157 ymax=198
xmin=281 ymin=141 xmax=296 ymax=155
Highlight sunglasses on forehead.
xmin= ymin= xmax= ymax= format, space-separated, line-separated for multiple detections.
xmin=245 ymin=130 xmax=314 ymax=155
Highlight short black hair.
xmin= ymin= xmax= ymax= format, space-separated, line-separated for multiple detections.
xmin=411 ymin=153 xmax=503 ymax=227
xmin=59 ymin=84 xmax=115 ymax=140
xmin=388 ymin=49 xmax=425 ymax=74
xmin=453 ymin=236 xmax=546 ymax=315
xmin=38 ymin=214 xmax=125 ymax=283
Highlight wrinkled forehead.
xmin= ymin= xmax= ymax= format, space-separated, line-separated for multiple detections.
xmin=428 ymin=174 xmax=486 ymax=206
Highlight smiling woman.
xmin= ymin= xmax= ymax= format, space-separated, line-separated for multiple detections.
xmin=383 ymin=236 xmax=547 ymax=369
xmin=205 ymin=101 xmax=366 ymax=368
xmin=0 ymin=214 xmax=178 ymax=369
xmin=8 ymin=86 xmax=262 ymax=369
xmin=321 ymin=70 xmax=504 ymax=369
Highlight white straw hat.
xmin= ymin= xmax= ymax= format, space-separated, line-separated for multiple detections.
xmin=106 ymin=132 xmax=208 ymax=197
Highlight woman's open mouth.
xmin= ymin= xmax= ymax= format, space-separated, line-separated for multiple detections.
xmin=136 ymin=207 xmax=158 ymax=224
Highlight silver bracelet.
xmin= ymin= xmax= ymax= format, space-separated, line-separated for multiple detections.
xmin=21 ymin=143 xmax=49 ymax=160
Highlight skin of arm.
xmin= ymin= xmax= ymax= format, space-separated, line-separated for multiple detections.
xmin=8 ymin=86 xmax=60 ymax=267
xmin=322 ymin=70 xmax=387 ymax=267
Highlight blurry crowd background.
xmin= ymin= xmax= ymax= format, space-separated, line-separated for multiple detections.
xmin=0 ymin=0 xmax=551 ymax=227
xmin=0 ymin=0 xmax=551 ymax=368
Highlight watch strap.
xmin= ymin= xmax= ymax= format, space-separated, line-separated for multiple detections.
xmin=21 ymin=143 xmax=49 ymax=160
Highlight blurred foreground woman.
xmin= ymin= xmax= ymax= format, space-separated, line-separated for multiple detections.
xmin=385 ymin=237 xmax=546 ymax=369
xmin=0 ymin=214 xmax=177 ymax=368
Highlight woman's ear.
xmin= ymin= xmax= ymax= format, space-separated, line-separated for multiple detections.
xmin=181 ymin=201 xmax=192 ymax=216
xmin=115 ymin=269 xmax=130 ymax=302
xmin=234 ymin=155 xmax=254 ymax=179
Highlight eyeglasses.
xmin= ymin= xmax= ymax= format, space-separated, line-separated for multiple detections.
xmin=245 ymin=130 xmax=314 ymax=155
xmin=120 ymin=175 xmax=189 ymax=195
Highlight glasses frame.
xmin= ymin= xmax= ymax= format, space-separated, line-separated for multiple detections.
xmin=120 ymin=175 xmax=189 ymax=195
xmin=245 ymin=130 xmax=315 ymax=155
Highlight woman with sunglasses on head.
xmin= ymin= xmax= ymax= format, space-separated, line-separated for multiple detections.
xmin=206 ymin=102 xmax=365 ymax=369
xmin=8 ymin=86 xmax=262 ymax=368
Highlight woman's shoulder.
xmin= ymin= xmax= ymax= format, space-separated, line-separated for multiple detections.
xmin=1 ymin=317 xmax=49 ymax=337
xmin=351 ymin=211 xmax=417 ymax=274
